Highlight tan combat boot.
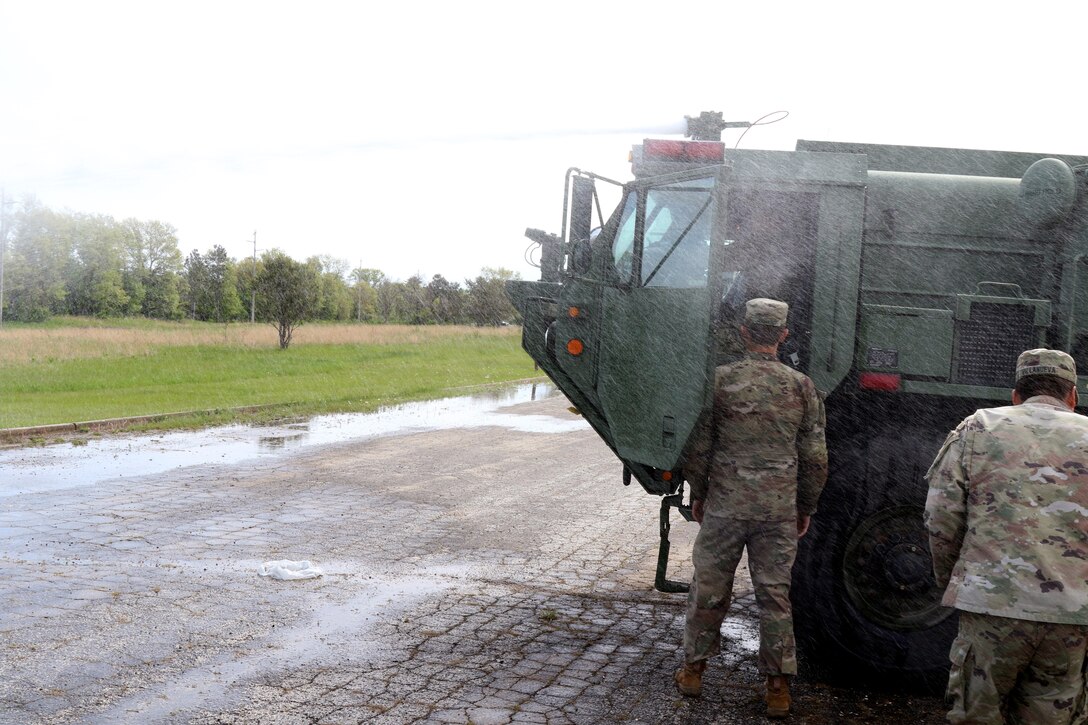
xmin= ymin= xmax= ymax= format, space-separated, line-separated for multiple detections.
xmin=766 ymin=675 xmax=791 ymax=718
xmin=673 ymin=660 xmax=707 ymax=697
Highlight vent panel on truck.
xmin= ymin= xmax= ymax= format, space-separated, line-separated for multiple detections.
xmin=953 ymin=295 xmax=1051 ymax=388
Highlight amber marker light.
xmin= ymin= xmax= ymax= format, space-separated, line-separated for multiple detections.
xmin=566 ymin=339 xmax=585 ymax=356
xmin=568 ymin=306 xmax=581 ymax=318
xmin=661 ymin=471 xmax=673 ymax=482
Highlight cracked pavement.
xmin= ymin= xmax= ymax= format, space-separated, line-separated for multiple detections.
xmin=0 ymin=390 xmax=947 ymax=724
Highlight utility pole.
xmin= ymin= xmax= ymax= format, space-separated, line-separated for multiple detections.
xmin=0 ymin=189 xmax=15 ymax=329
xmin=357 ymin=258 xmax=363 ymax=322
xmin=250 ymin=230 xmax=257 ymax=324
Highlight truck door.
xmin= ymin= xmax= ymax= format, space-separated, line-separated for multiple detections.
xmin=597 ymin=173 xmax=724 ymax=472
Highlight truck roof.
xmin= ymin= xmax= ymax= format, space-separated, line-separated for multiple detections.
xmin=796 ymin=139 xmax=1088 ymax=179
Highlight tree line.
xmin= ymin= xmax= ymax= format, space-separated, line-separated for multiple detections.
xmin=0 ymin=200 xmax=521 ymax=333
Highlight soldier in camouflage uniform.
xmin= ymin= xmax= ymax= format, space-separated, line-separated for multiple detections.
xmin=924 ymin=348 xmax=1088 ymax=725
xmin=675 ymin=298 xmax=828 ymax=719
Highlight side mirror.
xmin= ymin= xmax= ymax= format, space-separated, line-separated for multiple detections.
xmin=565 ymin=176 xmax=596 ymax=277
xmin=569 ymin=176 xmax=594 ymax=247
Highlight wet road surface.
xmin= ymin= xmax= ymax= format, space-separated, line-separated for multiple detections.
xmin=0 ymin=386 xmax=948 ymax=724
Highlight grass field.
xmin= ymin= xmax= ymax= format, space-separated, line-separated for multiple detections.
xmin=0 ymin=318 xmax=540 ymax=431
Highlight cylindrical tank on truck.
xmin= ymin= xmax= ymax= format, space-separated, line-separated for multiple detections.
xmin=505 ymin=111 xmax=1088 ymax=689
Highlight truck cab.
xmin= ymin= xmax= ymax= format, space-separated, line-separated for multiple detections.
xmin=506 ymin=117 xmax=1088 ymax=687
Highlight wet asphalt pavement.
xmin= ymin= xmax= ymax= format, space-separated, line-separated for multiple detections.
xmin=0 ymin=386 xmax=948 ymax=724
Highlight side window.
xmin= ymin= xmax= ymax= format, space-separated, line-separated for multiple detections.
xmin=642 ymin=186 xmax=713 ymax=288
xmin=609 ymin=177 xmax=714 ymax=288
xmin=611 ymin=192 xmax=638 ymax=282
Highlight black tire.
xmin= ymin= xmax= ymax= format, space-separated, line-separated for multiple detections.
xmin=791 ymin=428 xmax=958 ymax=693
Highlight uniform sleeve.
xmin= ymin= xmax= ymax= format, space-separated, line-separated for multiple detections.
xmin=923 ymin=421 xmax=969 ymax=589
xmin=682 ymin=369 xmax=720 ymax=501
xmin=796 ymin=377 xmax=828 ymax=515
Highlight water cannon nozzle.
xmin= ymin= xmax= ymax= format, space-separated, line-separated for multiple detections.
xmin=684 ymin=111 xmax=751 ymax=141
xmin=525 ymin=228 xmax=560 ymax=247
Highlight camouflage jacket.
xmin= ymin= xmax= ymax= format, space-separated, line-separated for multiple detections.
xmin=924 ymin=396 xmax=1088 ymax=625
xmin=682 ymin=351 xmax=828 ymax=520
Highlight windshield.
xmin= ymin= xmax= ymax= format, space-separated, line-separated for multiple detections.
xmin=611 ymin=176 xmax=715 ymax=288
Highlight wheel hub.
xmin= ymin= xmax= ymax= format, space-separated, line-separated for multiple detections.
xmin=841 ymin=506 xmax=954 ymax=631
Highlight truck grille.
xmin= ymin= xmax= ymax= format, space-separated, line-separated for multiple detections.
xmin=956 ymin=303 xmax=1037 ymax=387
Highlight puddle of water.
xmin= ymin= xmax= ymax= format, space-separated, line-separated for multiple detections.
xmin=0 ymin=383 xmax=586 ymax=497
xmin=721 ymin=615 xmax=761 ymax=657
xmin=90 ymin=565 xmax=473 ymax=724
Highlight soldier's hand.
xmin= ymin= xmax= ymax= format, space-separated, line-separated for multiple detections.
xmin=691 ymin=498 xmax=705 ymax=524
xmin=796 ymin=515 xmax=811 ymax=538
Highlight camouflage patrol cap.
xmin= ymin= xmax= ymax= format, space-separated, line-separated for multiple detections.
xmin=1015 ymin=348 xmax=1077 ymax=384
xmin=745 ymin=298 xmax=788 ymax=327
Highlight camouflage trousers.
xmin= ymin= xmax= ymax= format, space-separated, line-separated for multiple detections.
xmin=945 ymin=610 xmax=1088 ymax=725
xmin=684 ymin=516 xmax=797 ymax=675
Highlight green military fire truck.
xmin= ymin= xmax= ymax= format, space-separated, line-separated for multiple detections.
xmin=506 ymin=112 xmax=1088 ymax=687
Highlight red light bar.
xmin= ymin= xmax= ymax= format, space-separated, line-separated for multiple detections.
xmin=859 ymin=372 xmax=902 ymax=391
xmin=643 ymin=139 xmax=725 ymax=164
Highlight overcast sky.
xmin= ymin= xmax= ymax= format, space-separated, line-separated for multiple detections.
xmin=1 ymin=1 xmax=1085 ymax=282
